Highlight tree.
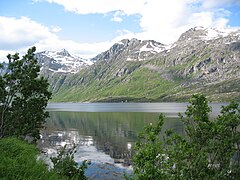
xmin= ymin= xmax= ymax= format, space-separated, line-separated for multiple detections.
xmin=0 ymin=47 xmax=51 ymax=140
xmin=133 ymin=94 xmax=240 ymax=179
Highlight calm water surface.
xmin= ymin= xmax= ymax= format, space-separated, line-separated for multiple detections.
xmin=39 ymin=103 xmax=227 ymax=179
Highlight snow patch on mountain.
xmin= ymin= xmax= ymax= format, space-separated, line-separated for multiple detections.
xmin=139 ymin=42 xmax=165 ymax=53
xmin=199 ymin=27 xmax=240 ymax=41
xmin=36 ymin=49 xmax=93 ymax=74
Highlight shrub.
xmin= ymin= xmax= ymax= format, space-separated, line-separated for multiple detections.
xmin=133 ymin=94 xmax=240 ymax=179
xmin=51 ymin=144 xmax=90 ymax=180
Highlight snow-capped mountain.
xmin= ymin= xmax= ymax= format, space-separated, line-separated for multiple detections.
xmin=197 ymin=26 xmax=240 ymax=41
xmin=176 ymin=26 xmax=240 ymax=43
xmin=1 ymin=26 xmax=238 ymax=102
xmin=91 ymin=38 xmax=166 ymax=62
xmin=48 ymin=26 xmax=239 ymax=102
xmin=35 ymin=49 xmax=93 ymax=74
xmin=91 ymin=26 xmax=239 ymax=64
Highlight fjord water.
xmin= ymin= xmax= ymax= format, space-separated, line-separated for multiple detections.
xmin=40 ymin=103 xmax=226 ymax=179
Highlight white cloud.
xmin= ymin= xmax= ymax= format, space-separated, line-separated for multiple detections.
xmin=111 ymin=16 xmax=122 ymax=23
xmin=0 ymin=16 xmax=54 ymax=50
xmin=34 ymin=37 xmax=112 ymax=58
xmin=1 ymin=0 xmax=239 ymax=61
xmin=111 ymin=11 xmax=125 ymax=23
xmin=0 ymin=16 xmax=112 ymax=61
xmin=50 ymin=26 xmax=62 ymax=33
xmin=34 ymin=0 xmax=240 ymax=44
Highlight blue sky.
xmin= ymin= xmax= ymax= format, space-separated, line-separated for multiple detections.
xmin=0 ymin=0 xmax=240 ymax=59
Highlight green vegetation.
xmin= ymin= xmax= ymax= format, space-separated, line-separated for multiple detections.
xmin=0 ymin=138 xmax=90 ymax=179
xmin=163 ymin=78 xmax=240 ymax=102
xmin=51 ymin=67 xmax=181 ymax=102
xmin=46 ymin=44 xmax=239 ymax=103
xmin=133 ymin=94 xmax=240 ymax=179
xmin=0 ymin=138 xmax=60 ymax=179
xmin=48 ymin=54 xmax=239 ymax=103
xmin=0 ymin=47 xmax=51 ymax=140
xmin=0 ymin=48 xmax=89 ymax=179
xmin=51 ymin=145 xmax=90 ymax=180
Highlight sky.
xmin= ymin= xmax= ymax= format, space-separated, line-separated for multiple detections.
xmin=0 ymin=0 xmax=240 ymax=60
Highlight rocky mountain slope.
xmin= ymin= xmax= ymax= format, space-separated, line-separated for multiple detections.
xmin=35 ymin=49 xmax=93 ymax=74
xmin=4 ymin=27 xmax=238 ymax=102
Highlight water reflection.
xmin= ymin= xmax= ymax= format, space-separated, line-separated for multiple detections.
xmin=39 ymin=112 xmax=183 ymax=167
xmin=40 ymin=103 xmax=226 ymax=178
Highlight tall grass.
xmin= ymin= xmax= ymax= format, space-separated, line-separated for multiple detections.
xmin=0 ymin=138 xmax=63 ymax=179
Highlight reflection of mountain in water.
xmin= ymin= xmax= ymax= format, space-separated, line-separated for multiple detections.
xmin=39 ymin=111 xmax=184 ymax=166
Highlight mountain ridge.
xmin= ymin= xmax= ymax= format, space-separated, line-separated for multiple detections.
xmin=41 ymin=27 xmax=240 ymax=102
xmin=1 ymin=27 xmax=239 ymax=102
xmin=35 ymin=49 xmax=93 ymax=74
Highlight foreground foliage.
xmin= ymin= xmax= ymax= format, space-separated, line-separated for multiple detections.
xmin=0 ymin=138 xmax=60 ymax=179
xmin=0 ymin=48 xmax=88 ymax=179
xmin=0 ymin=47 xmax=51 ymax=140
xmin=51 ymin=144 xmax=90 ymax=180
xmin=0 ymin=138 xmax=90 ymax=179
xmin=133 ymin=94 xmax=240 ymax=179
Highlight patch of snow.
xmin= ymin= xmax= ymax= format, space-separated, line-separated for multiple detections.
xmin=80 ymin=58 xmax=94 ymax=66
xmin=201 ymin=27 xmax=239 ymax=41
xmin=40 ymin=49 xmax=93 ymax=73
xmin=140 ymin=42 xmax=165 ymax=53
xmin=116 ymin=41 xmax=124 ymax=45
xmin=194 ymin=26 xmax=205 ymax=30
xmin=48 ymin=68 xmax=57 ymax=72
xmin=126 ymin=57 xmax=133 ymax=61
xmin=57 ymin=69 xmax=71 ymax=73
xmin=204 ymin=28 xmax=223 ymax=40
xmin=139 ymin=58 xmax=145 ymax=61
xmin=139 ymin=43 xmax=152 ymax=52
xmin=164 ymin=43 xmax=176 ymax=51
xmin=151 ymin=42 xmax=165 ymax=53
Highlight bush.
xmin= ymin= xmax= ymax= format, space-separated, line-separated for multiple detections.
xmin=51 ymin=144 xmax=90 ymax=180
xmin=133 ymin=94 xmax=240 ymax=179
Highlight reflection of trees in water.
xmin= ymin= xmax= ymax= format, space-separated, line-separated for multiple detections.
xmin=41 ymin=111 xmax=183 ymax=165
xmin=93 ymin=129 xmax=134 ymax=165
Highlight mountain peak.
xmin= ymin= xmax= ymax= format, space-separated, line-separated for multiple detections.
xmin=178 ymin=26 xmax=240 ymax=42
xmin=92 ymin=38 xmax=167 ymax=62
xmin=36 ymin=50 xmax=93 ymax=74
xmin=116 ymin=38 xmax=140 ymax=46
xmin=42 ymin=49 xmax=71 ymax=58
xmin=56 ymin=49 xmax=71 ymax=57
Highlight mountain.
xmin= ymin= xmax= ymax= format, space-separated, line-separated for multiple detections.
xmin=35 ymin=49 xmax=93 ymax=74
xmin=2 ymin=27 xmax=238 ymax=102
xmin=92 ymin=38 xmax=166 ymax=62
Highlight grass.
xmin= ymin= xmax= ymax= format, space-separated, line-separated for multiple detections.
xmin=0 ymin=138 xmax=62 ymax=180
